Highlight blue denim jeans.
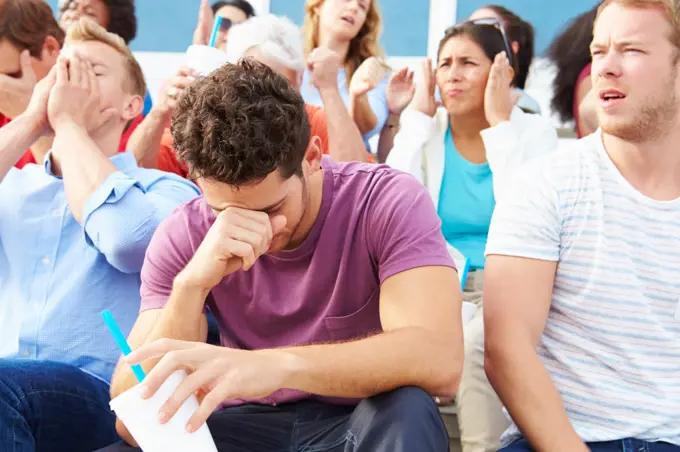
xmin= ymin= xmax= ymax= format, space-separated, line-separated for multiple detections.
xmin=500 ymin=438 xmax=680 ymax=452
xmin=97 ymin=386 xmax=450 ymax=452
xmin=0 ymin=359 xmax=119 ymax=452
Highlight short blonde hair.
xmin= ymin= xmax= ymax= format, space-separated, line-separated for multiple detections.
xmin=597 ymin=0 xmax=680 ymax=50
xmin=65 ymin=18 xmax=146 ymax=97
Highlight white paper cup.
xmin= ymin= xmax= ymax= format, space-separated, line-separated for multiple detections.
xmin=110 ymin=370 xmax=218 ymax=452
xmin=186 ymin=44 xmax=229 ymax=77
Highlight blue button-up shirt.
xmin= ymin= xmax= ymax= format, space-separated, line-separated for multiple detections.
xmin=0 ymin=152 xmax=199 ymax=383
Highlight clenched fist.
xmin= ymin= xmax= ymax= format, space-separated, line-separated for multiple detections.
xmin=307 ymin=47 xmax=343 ymax=91
xmin=349 ymin=56 xmax=387 ymax=97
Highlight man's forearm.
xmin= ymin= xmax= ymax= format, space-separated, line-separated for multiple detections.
xmin=485 ymin=343 xmax=588 ymax=452
xmin=128 ymin=109 xmax=170 ymax=169
xmin=112 ymin=278 xmax=208 ymax=446
xmin=111 ymin=279 xmax=209 ymax=398
xmin=52 ymin=121 xmax=118 ymax=223
xmin=0 ymin=114 xmax=42 ymax=181
xmin=275 ymin=326 xmax=461 ymax=399
xmin=349 ymin=93 xmax=378 ymax=135
xmin=319 ymin=87 xmax=369 ymax=162
xmin=377 ymin=114 xmax=400 ymax=163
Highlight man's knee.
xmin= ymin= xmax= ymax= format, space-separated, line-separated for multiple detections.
xmin=351 ymin=386 xmax=449 ymax=451
xmin=0 ymin=360 xmax=28 ymax=407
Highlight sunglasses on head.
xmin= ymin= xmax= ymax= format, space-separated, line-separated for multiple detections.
xmin=446 ymin=18 xmax=514 ymax=67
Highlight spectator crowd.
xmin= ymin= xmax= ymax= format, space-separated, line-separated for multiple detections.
xmin=0 ymin=0 xmax=678 ymax=451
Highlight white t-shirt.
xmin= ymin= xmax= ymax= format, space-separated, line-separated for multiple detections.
xmin=486 ymin=130 xmax=680 ymax=446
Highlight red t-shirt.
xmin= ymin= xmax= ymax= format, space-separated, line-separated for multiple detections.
xmin=2 ymin=113 xmax=145 ymax=169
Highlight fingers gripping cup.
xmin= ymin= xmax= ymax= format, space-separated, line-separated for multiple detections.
xmin=186 ymin=44 xmax=229 ymax=77
xmin=110 ymin=370 xmax=218 ymax=452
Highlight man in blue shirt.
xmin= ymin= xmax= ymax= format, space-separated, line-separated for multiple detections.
xmin=0 ymin=19 xmax=199 ymax=452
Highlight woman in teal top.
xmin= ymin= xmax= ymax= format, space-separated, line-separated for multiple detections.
xmin=438 ymin=126 xmax=495 ymax=271
xmin=386 ymin=21 xmax=558 ymax=451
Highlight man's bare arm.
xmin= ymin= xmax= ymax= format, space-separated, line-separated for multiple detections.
xmin=484 ymin=255 xmax=589 ymax=452
xmin=319 ymin=86 xmax=370 ymax=163
xmin=110 ymin=277 xmax=209 ymax=445
xmin=277 ymin=266 xmax=463 ymax=398
xmin=127 ymin=109 xmax=169 ymax=169
xmin=0 ymin=114 xmax=42 ymax=182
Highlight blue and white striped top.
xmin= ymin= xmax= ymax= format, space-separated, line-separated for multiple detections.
xmin=486 ymin=130 xmax=680 ymax=446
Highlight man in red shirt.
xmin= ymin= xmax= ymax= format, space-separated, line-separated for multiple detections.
xmin=0 ymin=0 xmax=64 ymax=167
xmin=0 ymin=0 xmax=142 ymax=169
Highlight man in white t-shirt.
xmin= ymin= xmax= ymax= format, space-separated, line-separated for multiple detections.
xmin=483 ymin=1 xmax=680 ymax=451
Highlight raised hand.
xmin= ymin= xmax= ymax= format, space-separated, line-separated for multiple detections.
xmin=483 ymin=52 xmax=514 ymax=127
xmin=156 ymin=67 xmax=198 ymax=117
xmin=386 ymin=67 xmax=415 ymax=115
xmin=410 ymin=58 xmax=438 ymax=117
xmin=180 ymin=207 xmax=287 ymax=291
xmin=349 ymin=56 xmax=387 ymax=97
xmin=47 ymin=55 xmax=118 ymax=133
xmin=0 ymin=50 xmax=38 ymax=119
xmin=23 ymin=65 xmax=58 ymax=138
xmin=307 ymin=47 xmax=343 ymax=91
xmin=192 ymin=0 xmax=215 ymax=46
xmin=127 ymin=339 xmax=289 ymax=433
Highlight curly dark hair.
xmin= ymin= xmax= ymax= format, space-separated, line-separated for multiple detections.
xmin=171 ymin=59 xmax=311 ymax=186
xmin=547 ymin=3 xmax=600 ymax=123
xmin=480 ymin=5 xmax=534 ymax=90
xmin=60 ymin=0 xmax=137 ymax=45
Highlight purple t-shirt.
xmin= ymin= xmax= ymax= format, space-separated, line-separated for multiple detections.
xmin=140 ymin=158 xmax=455 ymax=406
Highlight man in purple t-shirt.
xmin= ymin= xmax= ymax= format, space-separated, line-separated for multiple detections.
xmin=102 ymin=59 xmax=463 ymax=452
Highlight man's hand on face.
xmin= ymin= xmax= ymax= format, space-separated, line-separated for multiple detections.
xmin=23 ymin=65 xmax=58 ymax=138
xmin=179 ymin=207 xmax=287 ymax=291
xmin=0 ymin=50 xmax=38 ymax=119
xmin=47 ymin=54 xmax=118 ymax=134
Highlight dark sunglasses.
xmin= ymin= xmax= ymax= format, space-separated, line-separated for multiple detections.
xmin=446 ymin=18 xmax=513 ymax=67
xmin=218 ymin=17 xmax=233 ymax=30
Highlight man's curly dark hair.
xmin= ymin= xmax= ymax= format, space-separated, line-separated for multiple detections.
xmin=60 ymin=0 xmax=137 ymax=45
xmin=171 ymin=59 xmax=311 ymax=186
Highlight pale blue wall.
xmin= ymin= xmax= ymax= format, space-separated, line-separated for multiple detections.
xmin=269 ymin=0 xmax=430 ymax=56
xmin=46 ymin=0 xmax=599 ymax=56
xmin=456 ymin=0 xmax=599 ymax=55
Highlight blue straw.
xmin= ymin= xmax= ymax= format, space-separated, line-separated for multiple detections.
xmin=208 ymin=16 xmax=222 ymax=48
xmin=101 ymin=310 xmax=146 ymax=383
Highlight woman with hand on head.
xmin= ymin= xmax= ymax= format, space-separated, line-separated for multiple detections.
xmin=468 ymin=5 xmax=540 ymax=114
xmin=378 ymin=5 xmax=539 ymax=163
xmin=386 ymin=22 xmax=558 ymax=452
xmin=301 ymin=0 xmax=389 ymax=156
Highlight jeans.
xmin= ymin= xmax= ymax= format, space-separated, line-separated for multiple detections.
xmin=97 ymin=386 xmax=450 ymax=452
xmin=0 ymin=359 xmax=119 ymax=452
xmin=500 ymin=438 xmax=680 ymax=451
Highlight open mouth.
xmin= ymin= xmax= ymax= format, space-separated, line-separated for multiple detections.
xmin=600 ymin=89 xmax=626 ymax=106
xmin=341 ymin=16 xmax=355 ymax=26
